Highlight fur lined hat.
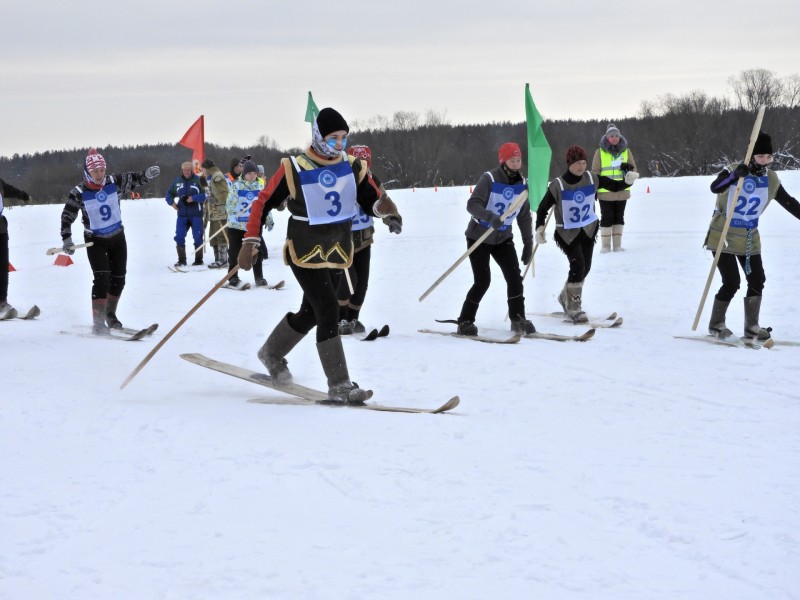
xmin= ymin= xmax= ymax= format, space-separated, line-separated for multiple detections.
xmin=201 ymin=158 xmax=215 ymax=169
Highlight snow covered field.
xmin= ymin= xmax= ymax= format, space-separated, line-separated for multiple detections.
xmin=2 ymin=172 xmax=799 ymax=599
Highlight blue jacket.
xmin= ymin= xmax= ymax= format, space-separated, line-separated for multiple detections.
xmin=166 ymin=174 xmax=206 ymax=217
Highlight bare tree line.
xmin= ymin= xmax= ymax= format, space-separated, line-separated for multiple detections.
xmin=2 ymin=69 xmax=798 ymax=203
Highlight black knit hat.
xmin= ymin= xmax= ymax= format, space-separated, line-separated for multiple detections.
xmin=201 ymin=158 xmax=215 ymax=169
xmin=316 ymin=107 xmax=349 ymax=137
xmin=241 ymin=160 xmax=258 ymax=176
xmin=753 ymin=132 xmax=773 ymax=155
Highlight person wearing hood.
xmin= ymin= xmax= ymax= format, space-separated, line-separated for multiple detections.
xmin=704 ymin=131 xmax=800 ymax=342
xmin=238 ymin=107 xmax=402 ymax=405
xmin=60 ymin=149 xmax=160 ymax=334
xmin=454 ymin=142 xmax=535 ymax=337
xmin=536 ymin=145 xmax=637 ymax=323
xmin=591 ymin=123 xmax=638 ymax=252
xmin=201 ymin=158 xmax=231 ymax=269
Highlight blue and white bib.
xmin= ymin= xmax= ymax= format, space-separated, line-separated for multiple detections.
xmin=728 ymin=175 xmax=768 ymax=229
xmin=291 ymin=155 xmax=357 ymax=225
xmin=232 ymin=188 xmax=259 ymax=224
xmin=351 ymin=204 xmax=373 ymax=231
xmin=82 ymin=182 xmax=122 ymax=235
xmin=558 ymin=177 xmax=598 ymax=230
xmin=476 ymin=173 xmax=527 ymax=231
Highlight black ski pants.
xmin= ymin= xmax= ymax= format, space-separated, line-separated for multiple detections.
xmin=86 ymin=232 xmax=127 ymax=300
xmin=713 ymin=252 xmax=765 ymax=302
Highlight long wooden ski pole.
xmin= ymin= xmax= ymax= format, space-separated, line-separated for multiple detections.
xmin=691 ymin=106 xmax=765 ymax=331
xmin=120 ymin=263 xmax=243 ymax=389
xmin=419 ymin=190 xmax=529 ymax=302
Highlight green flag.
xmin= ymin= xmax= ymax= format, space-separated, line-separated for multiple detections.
xmin=525 ymin=83 xmax=552 ymax=211
xmin=304 ymin=91 xmax=319 ymax=125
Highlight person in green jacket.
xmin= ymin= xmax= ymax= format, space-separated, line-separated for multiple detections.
xmin=705 ymin=131 xmax=800 ymax=341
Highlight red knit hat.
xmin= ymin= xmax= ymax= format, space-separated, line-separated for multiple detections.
xmin=85 ymin=148 xmax=106 ymax=173
xmin=348 ymin=144 xmax=372 ymax=168
xmin=498 ymin=142 xmax=522 ymax=164
xmin=566 ymin=145 xmax=587 ymax=166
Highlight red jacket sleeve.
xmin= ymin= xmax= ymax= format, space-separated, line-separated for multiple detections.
xmin=245 ymin=163 xmax=289 ymax=238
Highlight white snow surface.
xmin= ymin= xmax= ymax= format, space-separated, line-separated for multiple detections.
xmin=2 ymin=173 xmax=799 ymax=599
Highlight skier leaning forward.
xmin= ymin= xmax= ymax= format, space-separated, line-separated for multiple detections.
xmin=236 ymin=107 xmax=402 ymax=405
xmin=535 ymin=144 xmax=636 ymax=323
xmin=60 ymin=148 xmax=160 ymax=334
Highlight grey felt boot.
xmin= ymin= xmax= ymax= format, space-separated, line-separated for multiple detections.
xmin=743 ymin=296 xmax=772 ymax=340
xmin=92 ymin=299 xmax=110 ymax=336
xmin=316 ymin=336 xmax=371 ymax=405
xmin=708 ymin=298 xmax=733 ymax=339
xmin=106 ymin=294 xmax=123 ymax=329
xmin=565 ymin=281 xmax=588 ymax=324
xmin=257 ymin=314 xmax=306 ymax=385
xmin=600 ymin=226 xmax=612 ymax=253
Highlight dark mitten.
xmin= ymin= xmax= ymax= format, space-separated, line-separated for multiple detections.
xmin=488 ymin=214 xmax=504 ymax=229
xmin=521 ymin=243 xmax=532 ymax=265
xmin=620 ymin=162 xmax=634 ymax=172
xmin=733 ymin=163 xmax=749 ymax=178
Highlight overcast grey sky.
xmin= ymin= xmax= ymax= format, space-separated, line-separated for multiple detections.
xmin=2 ymin=0 xmax=799 ymax=158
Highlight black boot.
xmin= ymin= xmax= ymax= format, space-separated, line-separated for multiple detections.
xmin=743 ymin=296 xmax=772 ymax=340
xmin=457 ymin=299 xmax=479 ymax=335
xmin=708 ymin=298 xmax=733 ymax=339
xmin=257 ymin=314 xmax=306 ymax=384
xmin=192 ymin=247 xmax=203 ymax=266
xmin=175 ymin=246 xmax=187 ymax=267
xmin=316 ymin=336 xmax=371 ymax=405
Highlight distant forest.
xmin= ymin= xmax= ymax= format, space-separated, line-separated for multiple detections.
xmin=2 ymin=68 xmax=798 ymax=204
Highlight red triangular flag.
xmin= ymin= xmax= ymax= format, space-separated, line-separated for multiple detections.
xmin=54 ymin=255 xmax=74 ymax=267
xmin=179 ymin=115 xmax=205 ymax=165
xmin=8 ymin=263 xmax=15 ymax=272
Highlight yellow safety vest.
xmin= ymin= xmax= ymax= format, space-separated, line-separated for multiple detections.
xmin=597 ymin=148 xmax=628 ymax=193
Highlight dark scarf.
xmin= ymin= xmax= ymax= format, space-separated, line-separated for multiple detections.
xmin=748 ymin=158 xmax=768 ymax=177
xmin=501 ymin=163 xmax=523 ymax=182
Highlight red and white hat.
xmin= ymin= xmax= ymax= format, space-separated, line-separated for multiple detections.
xmin=85 ymin=148 xmax=107 ymax=173
xmin=498 ymin=142 xmax=522 ymax=164
xmin=348 ymin=144 xmax=372 ymax=168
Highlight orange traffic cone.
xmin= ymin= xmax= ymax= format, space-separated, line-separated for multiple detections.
xmin=54 ymin=255 xmax=74 ymax=267
xmin=412 ymin=187 xmax=416 ymax=192
xmin=8 ymin=263 xmax=15 ymax=272
xmin=469 ymin=185 xmax=473 ymax=193
xmin=434 ymin=185 xmax=438 ymax=192
xmin=646 ymin=186 xmax=650 ymax=193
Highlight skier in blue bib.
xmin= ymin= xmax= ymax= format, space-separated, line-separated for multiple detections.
xmin=238 ymin=107 xmax=402 ymax=405
xmin=456 ymin=142 xmax=535 ymax=336
xmin=705 ymin=132 xmax=800 ymax=341
xmin=60 ymin=149 xmax=160 ymax=334
xmin=535 ymin=145 xmax=636 ymax=323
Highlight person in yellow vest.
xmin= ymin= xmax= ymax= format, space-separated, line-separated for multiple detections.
xmin=591 ymin=123 xmax=637 ymax=252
